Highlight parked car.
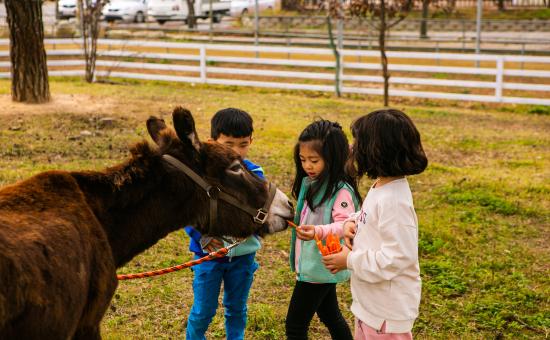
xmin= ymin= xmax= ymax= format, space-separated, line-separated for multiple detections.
xmin=102 ymin=0 xmax=148 ymax=23
xmin=229 ymin=0 xmax=275 ymax=19
xmin=147 ymin=0 xmax=230 ymax=25
xmin=57 ymin=0 xmax=77 ymax=20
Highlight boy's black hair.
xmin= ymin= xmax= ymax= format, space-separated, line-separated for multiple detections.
xmin=292 ymin=119 xmax=361 ymax=212
xmin=211 ymin=108 xmax=254 ymax=139
xmin=347 ymin=109 xmax=428 ymax=180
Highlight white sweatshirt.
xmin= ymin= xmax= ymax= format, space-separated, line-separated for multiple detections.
xmin=346 ymin=178 xmax=421 ymax=333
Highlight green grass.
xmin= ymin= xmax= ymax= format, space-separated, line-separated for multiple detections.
xmin=0 ymin=78 xmax=548 ymax=339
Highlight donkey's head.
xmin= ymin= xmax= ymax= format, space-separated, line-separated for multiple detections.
xmin=147 ymin=107 xmax=293 ymax=238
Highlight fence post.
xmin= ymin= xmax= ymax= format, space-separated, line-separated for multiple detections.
xmin=521 ymin=43 xmax=525 ymax=70
xmin=339 ymin=50 xmax=344 ymax=95
xmin=495 ymin=57 xmax=504 ymax=102
xmin=436 ymin=41 xmax=440 ymax=65
xmin=286 ymin=18 xmax=291 ymax=59
xmin=461 ymin=19 xmax=466 ymax=52
xmin=475 ymin=0 xmax=483 ymax=68
xmin=200 ymin=45 xmax=206 ymax=84
xmin=254 ymin=0 xmax=259 ymax=58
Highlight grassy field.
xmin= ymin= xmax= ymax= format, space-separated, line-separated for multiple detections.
xmin=0 ymin=78 xmax=548 ymax=339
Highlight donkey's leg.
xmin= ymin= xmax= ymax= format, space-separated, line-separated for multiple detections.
xmin=72 ymin=326 xmax=101 ymax=340
xmin=73 ymin=261 xmax=118 ymax=340
xmin=72 ymin=281 xmax=116 ymax=340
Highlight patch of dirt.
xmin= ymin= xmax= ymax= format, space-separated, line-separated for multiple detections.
xmin=0 ymin=94 xmax=117 ymax=116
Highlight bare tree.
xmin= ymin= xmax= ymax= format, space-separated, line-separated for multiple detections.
xmin=186 ymin=0 xmax=197 ymax=29
xmin=348 ymin=0 xmax=413 ymax=106
xmin=78 ymin=0 xmax=107 ymax=83
xmin=433 ymin=0 xmax=456 ymax=16
xmin=282 ymin=0 xmax=306 ymax=11
xmin=5 ymin=0 xmax=50 ymax=103
xmin=420 ymin=0 xmax=430 ymax=38
xmin=326 ymin=0 xmax=344 ymax=97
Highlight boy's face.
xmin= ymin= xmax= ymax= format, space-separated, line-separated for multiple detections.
xmin=213 ymin=133 xmax=252 ymax=159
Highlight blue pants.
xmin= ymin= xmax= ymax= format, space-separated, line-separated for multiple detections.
xmin=186 ymin=253 xmax=258 ymax=340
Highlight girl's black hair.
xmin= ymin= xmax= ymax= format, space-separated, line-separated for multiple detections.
xmin=347 ymin=109 xmax=428 ymax=180
xmin=292 ymin=119 xmax=361 ymax=211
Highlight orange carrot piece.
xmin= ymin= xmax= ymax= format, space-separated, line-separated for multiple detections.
xmin=325 ymin=233 xmax=342 ymax=254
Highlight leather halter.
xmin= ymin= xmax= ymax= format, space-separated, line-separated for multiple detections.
xmin=162 ymin=154 xmax=277 ymax=233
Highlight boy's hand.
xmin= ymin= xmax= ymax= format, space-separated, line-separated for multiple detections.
xmin=322 ymin=246 xmax=350 ymax=274
xmin=205 ymin=238 xmax=224 ymax=253
xmin=343 ymin=221 xmax=357 ymax=250
xmin=296 ymin=225 xmax=316 ymax=241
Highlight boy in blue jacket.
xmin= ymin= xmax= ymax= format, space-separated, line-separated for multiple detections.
xmin=184 ymin=108 xmax=264 ymax=340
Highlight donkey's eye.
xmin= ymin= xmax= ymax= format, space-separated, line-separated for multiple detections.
xmin=227 ymin=162 xmax=243 ymax=174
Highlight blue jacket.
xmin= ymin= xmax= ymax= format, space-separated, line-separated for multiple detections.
xmin=184 ymin=159 xmax=265 ymax=259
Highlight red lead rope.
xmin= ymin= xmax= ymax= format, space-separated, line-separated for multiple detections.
xmin=117 ymin=243 xmax=237 ymax=281
xmin=117 ymin=221 xmax=297 ymax=281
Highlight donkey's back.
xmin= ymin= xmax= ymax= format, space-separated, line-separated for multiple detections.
xmin=0 ymin=171 xmax=117 ymax=339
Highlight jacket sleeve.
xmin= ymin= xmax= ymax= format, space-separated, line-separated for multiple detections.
xmin=243 ymin=159 xmax=265 ymax=180
xmin=251 ymin=166 xmax=265 ymax=180
xmin=314 ymin=189 xmax=356 ymax=240
xmin=346 ymin=200 xmax=418 ymax=283
xmin=345 ymin=211 xmax=359 ymax=224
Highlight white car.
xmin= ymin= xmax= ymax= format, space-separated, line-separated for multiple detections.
xmin=148 ymin=0 xmax=230 ymax=25
xmin=57 ymin=0 xmax=77 ymax=20
xmin=230 ymin=0 xmax=275 ymax=18
xmin=102 ymin=0 xmax=148 ymax=23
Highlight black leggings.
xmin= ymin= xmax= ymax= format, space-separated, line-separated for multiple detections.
xmin=285 ymin=281 xmax=353 ymax=340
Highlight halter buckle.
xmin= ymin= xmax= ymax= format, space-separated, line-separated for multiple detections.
xmin=253 ymin=209 xmax=268 ymax=224
xmin=206 ymin=186 xmax=221 ymax=199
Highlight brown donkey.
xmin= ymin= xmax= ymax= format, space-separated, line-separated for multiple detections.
xmin=0 ymin=108 xmax=293 ymax=339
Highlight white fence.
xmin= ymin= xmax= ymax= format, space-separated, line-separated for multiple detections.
xmin=0 ymin=38 xmax=549 ymax=105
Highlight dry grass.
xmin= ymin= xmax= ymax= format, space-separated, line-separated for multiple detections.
xmin=0 ymin=78 xmax=548 ymax=339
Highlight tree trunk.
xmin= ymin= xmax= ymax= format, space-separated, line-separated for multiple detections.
xmin=379 ymin=0 xmax=389 ymax=107
xmin=327 ymin=16 xmax=341 ymax=97
xmin=78 ymin=0 xmax=103 ymax=83
xmin=420 ymin=0 xmax=429 ymax=39
xmin=186 ymin=0 xmax=197 ymax=29
xmin=5 ymin=0 xmax=50 ymax=103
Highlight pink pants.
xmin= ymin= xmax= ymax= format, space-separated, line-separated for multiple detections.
xmin=354 ymin=319 xmax=413 ymax=340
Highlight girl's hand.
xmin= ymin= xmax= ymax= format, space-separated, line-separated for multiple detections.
xmin=322 ymin=246 xmax=350 ymax=274
xmin=343 ymin=221 xmax=357 ymax=249
xmin=204 ymin=238 xmax=224 ymax=253
xmin=296 ymin=225 xmax=316 ymax=241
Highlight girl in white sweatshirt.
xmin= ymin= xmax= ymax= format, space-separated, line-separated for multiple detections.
xmin=322 ymin=109 xmax=428 ymax=339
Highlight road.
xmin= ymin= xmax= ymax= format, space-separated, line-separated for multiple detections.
xmin=0 ymin=1 xmax=234 ymax=29
xmin=1 ymin=1 xmax=548 ymax=51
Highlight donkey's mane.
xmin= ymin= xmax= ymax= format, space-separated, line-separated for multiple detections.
xmin=100 ymin=127 xmax=182 ymax=187
xmin=106 ymin=141 xmax=160 ymax=189
xmin=70 ymin=138 xmax=166 ymax=212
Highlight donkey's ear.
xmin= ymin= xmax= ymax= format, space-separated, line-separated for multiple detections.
xmin=172 ymin=107 xmax=201 ymax=152
xmin=146 ymin=116 xmax=167 ymax=145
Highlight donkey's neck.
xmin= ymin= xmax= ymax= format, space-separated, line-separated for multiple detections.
xmin=72 ymin=152 xmax=197 ymax=268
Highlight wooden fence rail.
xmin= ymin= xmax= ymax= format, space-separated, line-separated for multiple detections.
xmin=0 ymin=38 xmax=549 ymax=105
